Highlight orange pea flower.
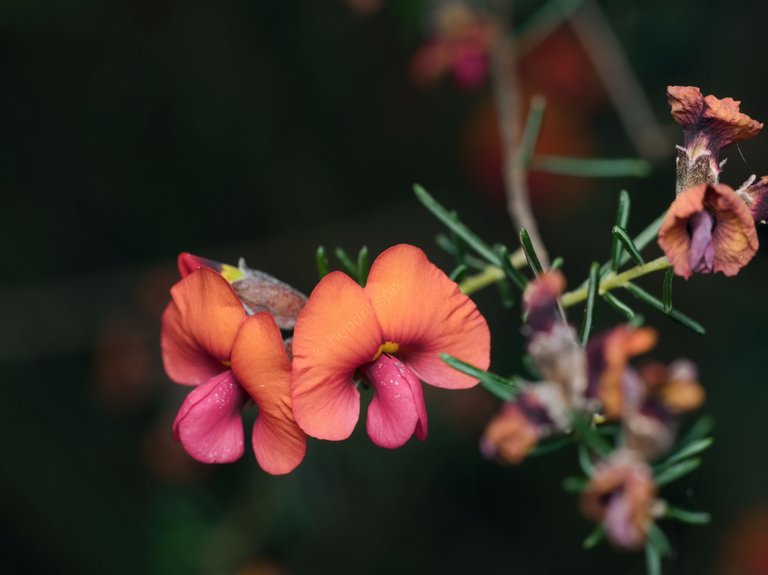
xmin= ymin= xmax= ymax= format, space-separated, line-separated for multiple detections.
xmin=161 ymin=268 xmax=306 ymax=474
xmin=290 ymin=244 xmax=490 ymax=448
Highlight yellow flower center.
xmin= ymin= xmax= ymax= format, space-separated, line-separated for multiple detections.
xmin=221 ymin=360 xmax=232 ymax=367
xmin=220 ymin=264 xmax=246 ymax=283
xmin=372 ymin=341 xmax=400 ymax=361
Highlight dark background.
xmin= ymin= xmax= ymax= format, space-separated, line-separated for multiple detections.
xmin=2 ymin=1 xmax=768 ymax=573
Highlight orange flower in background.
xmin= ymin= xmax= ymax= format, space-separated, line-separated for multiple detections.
xmin=290 ymin=244 xmax=490 ymax=448
xmin=161 ymin=268 xmax=306 ymax=474
xmin=658 ymin=183 xmax=758 ymax=279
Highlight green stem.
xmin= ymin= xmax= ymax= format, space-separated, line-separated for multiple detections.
xmin=460 ymin=266 xmax=505 ymax=294
xmin=560 ymin=256 xmax=670 ymax=308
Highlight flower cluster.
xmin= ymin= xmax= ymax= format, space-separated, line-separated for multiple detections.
xmin=161 ymin=245 xmax=490 ymax=473
xmin=480 ymin=272 xmax=704 ymax=549
xmin=659 ymin=86 xmax=767 ymax=278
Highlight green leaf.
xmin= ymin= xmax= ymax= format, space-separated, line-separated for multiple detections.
xmin=660 ymin=437 xmax=714 ymax=468
xmin=495 ymin=278 xmax=516 ymax=309
xmin=663 ymin=506 xmax=711 ymax=525
xmin=357 ymin=246 xmax=370 ymax=286
xmin=519 ymin=228 xmax=543 ymax=277
xmin=529 ymin=435 xmax=571 ymax=457
xmin=449 ymin=264 xmax=469 ymax=282
xmin=623 ymin=282 xmax=706 ymax=335
xmin=562 ymin=476 xmax=587 ymax=493
xmin=583 ymin=524 xmax=606 ymax=549
xmin=610 ymin=190 xmax=631 ymax=271
xmin=518 ymin=96 xmax=547 ymax=168
xmin=494 ymin=244 xmax=527 ymax=290
xmin=647 ymin=523 xmax=672 ymax=556
xmin=414 ymin=185 xmax=500 ymax=265
xmin=579 ymin=262 xmax=600 ymax=345
xmin=551 ymin=256 xmax=564 ymax=270
xmin=440 ymin=354 xmax=522 ymax=401
xmin=679 ymin=415 xmax=715 ymax=446
xmin=612 ymin=226 xmax=645 ymax=266
xmin=578 ymin=444 xmax=595 ymax=477
xmin=532 ymin=156 xmax=651 ymax=178
xmin=587 ymin=210 xmax=667 ymax=287
xmin=334 ymin=247 xmax=359 ymax=279
xmin=602 ymin=291 xmax=635 ymax=320
xmin=663 ymin=268 xmax=674 ymax=313
xmin=654 ymin=457 xmax=702 ymax=487
xmin=315 ymin=246 xmax=329 ymax=280
xmin=645 ymin=540 xmax=662 ymax=575
xmin=435 ymin=234 xmax=486 ymax=270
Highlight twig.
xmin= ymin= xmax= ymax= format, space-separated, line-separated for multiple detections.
xmin=569 ymin=0 xmax=668 ymax=161
xmin=490 ymin=1 xmax=551 ymax=268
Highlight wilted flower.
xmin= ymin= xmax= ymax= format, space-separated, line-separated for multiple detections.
xmin=480 ymin=382 xmax=570 ymax=464
xmin=177 ymin=252 xmax=307 ymax=329
xmin=668 ymin=86 xmax=763 ymax=194
xmin=622 ymin=360 xmax=704 ymax=458
xmin=290 ymin=244 xmax=490 ymax=448
xmin=586 ymin=325 xmax=658 ymax=419
xmin=161 ymin=268 xmax=306 ymax=474
xmin=580 ymin=450 xmax=658 ymax=550
xmin=658 ymin=183 xmax=758 ymax=278
xmin=737 ymin=175 xmax=768 ymax=225
xmin=523 ymin=271 xmax=587 ymax=405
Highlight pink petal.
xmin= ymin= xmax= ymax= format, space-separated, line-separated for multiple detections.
xmin=172 ymin=370 xmax=248 ymax=463
xmin=363 ymin=354 xmax=428 ymax=448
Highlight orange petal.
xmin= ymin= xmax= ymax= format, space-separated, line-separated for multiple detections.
xmin=659 ymin=183 xmax=759 ymax=278
xmin=290 ymin=272 xmax=383 ymax=440
xmin=169 ymin=268 xmax=247 ymax=361
xmin=365 ymin=244 xmax=490 ymax=389
xmin=161 ymin=301 xmax=226 ymax=385
xmin=231 ymin=313 xmax=306 ymax=475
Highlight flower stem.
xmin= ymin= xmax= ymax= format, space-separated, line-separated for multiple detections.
xmin=560 ymin=256 xmax=671 ymax=308
xmin=459 ymin=265 xmax=505 ymax=294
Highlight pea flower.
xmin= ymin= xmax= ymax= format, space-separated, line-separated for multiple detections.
xmin=585 ymin=325 xmax=658 ymax=419
xmin=523 ymin=271 xmax=587 ymax=405
xmin=177 ymin=252 xmax=307 ymax=329
xmin=161 ymin=268 xmax=306 ymax=474
xmin=290 ymin=244 xmax=490 ymax=448
xmin=580 ymin=450 xmax=658 ymax=550
xmin=622 ymin=360 xmax=704 ymax=458
xmin=667 ymin=85 xmax=763 ymax=194
xmin=658 ymin=182 xmax=758 ymax=278
xmin=480 ymin=383 xmax=569 ymax=464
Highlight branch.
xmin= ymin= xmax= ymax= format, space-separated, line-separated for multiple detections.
xmin=490 ymin=3 xmax=551 ymax=268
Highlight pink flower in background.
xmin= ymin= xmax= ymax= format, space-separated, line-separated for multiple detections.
xmin=290 ymin=244 xmax=490 ymax=448
xmin=161 ymin=268 xmax=305 ymax=474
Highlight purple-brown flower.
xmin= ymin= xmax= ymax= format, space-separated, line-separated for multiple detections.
xmin=580 ymin=450 xmax=658 ymax=550
xmin=668 ymin=86 xmax=763 ymax=193
xmin=658 ymin=182 xmax=758 ymax=278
